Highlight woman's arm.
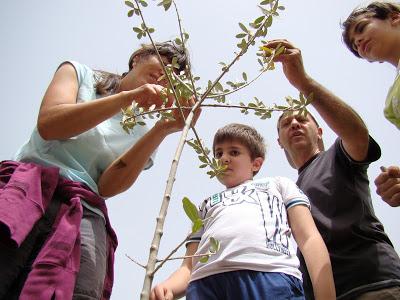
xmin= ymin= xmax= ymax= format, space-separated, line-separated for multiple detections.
xmin=150 ymin=242 xmax=198 ymax=300
xmin=288 ymin=205 xmax=336 ymax=300
xmin=37 ymin=63 xmax=167 ymax=140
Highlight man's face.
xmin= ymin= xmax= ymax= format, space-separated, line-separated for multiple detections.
xmin=277 ymin=112 xmax=321 ymax=154
xmin=214 ymin=140 xmax=262 ymax=188
xmin=347 ymin=13 xmax=400 ymax=62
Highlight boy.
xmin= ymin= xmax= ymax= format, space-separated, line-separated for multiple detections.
xmin=150 ymin=123 xmax=335 ymax=300
xmin=342 ymin=1 xmax=400 ymax=207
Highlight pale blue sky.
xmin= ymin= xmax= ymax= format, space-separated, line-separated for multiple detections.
xmin=1 ymin=0 xmax=398 ymax=298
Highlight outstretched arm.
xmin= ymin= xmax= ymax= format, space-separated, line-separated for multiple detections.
xmin=289 ymin=205 xmax=336 ymax=300
xmin=37 ymin=63 xmax=167 ymax=140
xmin=150 ymin=242 xmax=198 ymax=300
xmin=264 ymin=39 xmax=369 ymax=161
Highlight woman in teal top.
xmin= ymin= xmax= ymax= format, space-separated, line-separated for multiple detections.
xmin=8 ymin=41 xmax=195 ymax=299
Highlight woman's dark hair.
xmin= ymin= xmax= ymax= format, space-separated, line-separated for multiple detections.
xmin=342 ymin=1 xmax=400 ymax=58
xmin=95 ymin=41 xmax=188 ymax=95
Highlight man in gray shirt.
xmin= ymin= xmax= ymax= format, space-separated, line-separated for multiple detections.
xmin=265 ymin=39 xmax=400 ymax=300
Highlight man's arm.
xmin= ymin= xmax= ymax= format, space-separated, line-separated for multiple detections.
xmin=264 ymin=39 xmax=370 ymax=161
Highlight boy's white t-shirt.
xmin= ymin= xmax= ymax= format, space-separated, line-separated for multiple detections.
xmin=187 ymin=176 xmax=310 ymax=282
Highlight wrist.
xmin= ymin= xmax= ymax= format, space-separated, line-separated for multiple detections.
xmin=154 ymin=120 xmax=174 ymax=136
xmin=119 ymin=90 xmax=134 ymax=108
xmin=296 ymin=75 xmax=316 ymax=97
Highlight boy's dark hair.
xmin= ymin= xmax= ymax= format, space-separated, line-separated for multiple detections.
xmin=213 ymin=123 xmax=266 ymax=162
xmin=342 ymin=1 xmax=400 ymax=58
xmin=95 ymin=41 xmax=188 ymax=95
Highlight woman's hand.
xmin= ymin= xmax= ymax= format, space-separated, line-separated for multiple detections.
xmin=125 ymin=83 xmax=174 ymax=109
xmin=155 ymin=96 xmax=201 ymax=135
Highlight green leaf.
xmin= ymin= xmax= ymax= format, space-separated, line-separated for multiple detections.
xmin=199 ymin=255 xmax=209 ymax=263
xmin=239 ymin=22 xmax=248 ymax=33
xmin=148 ymin=28 xmax=155 ymax=33
xmin=265 ymin=15 xmax=273 ymax=28
xmin=242 ymin=72 xmax=248 ymax=81
xmin=175 ymin=38 xmax=182 ymax=45
xmin=209 ymin=237 xmax=220 ymax=253
xmin=139 ymin=0 xmax=148 ymax=7
xmin=254 ymin=15 xmax=265 ymax=24
xmin=235 ymin=33 xmax=247 ymax=39
xmin=260 ymin=0 xmax=273 ymax=4
xmin=133 ymin=27 xmax=142 ymax=33
xmin=125 ymin=1 xmax=135 ymax=8
xmin=157 ymin=0 xmax=172 ymax=11
xmin=127 ymin=10 xmax=134 ymax=17
xmin=192 ymin=219 xmax=203 ymax=233
xmin=198 ymin=155 xmax=208 ymax=164
xmin=182 ymin=197 xmax=200 ymax=223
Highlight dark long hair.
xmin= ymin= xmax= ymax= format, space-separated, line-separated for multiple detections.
xmin=94 ymin=41 xmax=188 ymax=96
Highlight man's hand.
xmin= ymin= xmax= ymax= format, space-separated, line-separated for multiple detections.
xmin=262 ymin=39 xmax=312 ymax=94
xmin=375 ymin=166 xmax=400 ymax=207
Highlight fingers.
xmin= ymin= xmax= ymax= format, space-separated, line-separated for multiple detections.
xmin=375 ymin=166 xmax=400 ymax=207
xmin=191 ymin=107 xmax=202 ymax=127
xmin=133 ymin=83 xmax=166 ymax=108
xmin=388 ymin=165 xmax=400 ymax=177
xmin=263 ymin=38 xmax=294 ymax=49
xmin=379 ymin=183 xmax=400 ymax=207
xmin=262 ymin=39 xmax=300 ymax=60
xmin=151 ymin=285 xmax=170 ymax=300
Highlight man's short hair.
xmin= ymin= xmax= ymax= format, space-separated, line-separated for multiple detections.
xmin=342 ymin=1 xmax=400 ymax=58
xmin=213 ymin=123 xmax=266 ymax=161
xmin=277 ymin=111 xmax=320 ymax=133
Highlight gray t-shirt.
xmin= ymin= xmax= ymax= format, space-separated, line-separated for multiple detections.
xmin=297 ymin=137 xmax=400 ymax=300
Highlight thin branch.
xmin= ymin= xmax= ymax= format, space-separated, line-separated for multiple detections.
xmin=133 ymin=0 xmax=186 ymax=121
xmin=152 ymin=233 xmax=190 ymax=275
xmin=124 ymin=102 xmax=307 ymax=120
xmin=156 ymin=252 xmax=213 ymax=262
xmin=199 ymin=13 xmax=276 ymax=103
xmin=126 ymin=254 xmax=147 ymax=269
xmin=173 ymin=2 xmax=200 ymax=104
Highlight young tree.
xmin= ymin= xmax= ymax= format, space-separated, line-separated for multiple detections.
xmin=123 ymin=0 xmax=310 ymax=298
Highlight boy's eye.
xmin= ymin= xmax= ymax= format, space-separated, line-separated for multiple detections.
xmin=215 ymin=151 xmax=222 ymax=159
xmin=230 ymin=150 xmax=240 ymax=156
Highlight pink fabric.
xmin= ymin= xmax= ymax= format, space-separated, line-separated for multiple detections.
xmin=0 ymin=161 xmax=59 ymax=247
xmin=0 ymin=160 xmax=118 ymax=300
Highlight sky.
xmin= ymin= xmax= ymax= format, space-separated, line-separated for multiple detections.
xmin=1 ymin=0 xmax=399 ymax=299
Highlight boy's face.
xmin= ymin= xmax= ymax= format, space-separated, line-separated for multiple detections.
xmin=214 ymin=140 xmax=263 ymax=188
xmin=348 ymin=13 xmax=400 ymax=63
